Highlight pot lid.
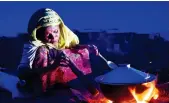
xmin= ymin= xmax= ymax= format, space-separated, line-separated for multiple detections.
xmin=95 ymin=64 xmax=156 ymax=85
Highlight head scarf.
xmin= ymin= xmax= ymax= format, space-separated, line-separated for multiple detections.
xmin=28 ymin=8 xmax=79 ymax=49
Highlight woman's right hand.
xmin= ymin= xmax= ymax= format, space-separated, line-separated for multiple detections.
xmin=49 ymin=49 xmax=71 ymax=67
xmin=58 ymin=51 xmax=71 ymax=67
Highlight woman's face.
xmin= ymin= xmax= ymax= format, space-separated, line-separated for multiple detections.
xmin=43 ymin=25 xmax=60 ymax=44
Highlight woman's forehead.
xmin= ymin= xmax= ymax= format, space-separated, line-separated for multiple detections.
xmin=45 ymin=25 xmax=60 ymax=31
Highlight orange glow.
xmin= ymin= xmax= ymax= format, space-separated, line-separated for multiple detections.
xmin=85 ymin=93 xmax=113 ymax=103
xmin=128 ymin=80 xmax=159 ymax=103
xmin=107 ymin=100 xmax=113 ymax=103
xmin=87 ymin=97 xmax=113 ymax=103
xmin=70 ymin=88 xmax=113 ymax=103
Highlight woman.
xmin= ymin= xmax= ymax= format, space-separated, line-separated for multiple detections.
xmin=17 ymin=8 xmax=104 ymax=102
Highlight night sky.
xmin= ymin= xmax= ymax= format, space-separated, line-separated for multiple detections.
xmin=0 ymin=1 xmax=169 ymax=40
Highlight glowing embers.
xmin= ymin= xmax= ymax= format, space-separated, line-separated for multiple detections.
xmin=87 ymin=96 xmax=113 ymax=103
xmin=70 ymin=88 xmax=113 ymax=103
xmin=128 ymin=80 xmax=159 ymax=103
xmin=85 ymin=92 xmax=113 ymax=103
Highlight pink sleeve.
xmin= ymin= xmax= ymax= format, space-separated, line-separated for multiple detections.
xmin=32 ymin=46 xmax=49 ymax=69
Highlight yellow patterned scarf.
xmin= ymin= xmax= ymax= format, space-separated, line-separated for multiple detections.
xmin=28 ymin=8 xmax=79 ymax=49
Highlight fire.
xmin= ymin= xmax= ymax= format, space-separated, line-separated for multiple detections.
xmin=88 ymin=98 xmax=113 ymax=103
xmin=70 ymin=88 xmax=113 ymax=103
xmin=128 ymin=80 xmax=159 ymax=103
xmin=85 ymin=93 xmax=113 ymax=103
xmin=87 ymin=96 xmax=113 ymax=103
xmin=107 ymin=100 xmax=113 ymax=103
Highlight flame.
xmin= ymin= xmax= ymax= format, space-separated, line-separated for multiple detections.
xmin=107 ymin=100 xmax=113 ymax=103
xmin=128 ymin=80 xmax=159 ymax=103
xmin=70 ymin=88 xmax=113 ymax=103
xmin=90 ymin=98 xmax=113 ymax=103
xmin=87 ymin=96 xmax=113 ymax=103
xmin=85 ymin=93 xmax=113 ymax=103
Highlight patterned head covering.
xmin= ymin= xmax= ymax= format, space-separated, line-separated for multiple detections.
xmin=28 ymin=8 xmax=79 ymax=49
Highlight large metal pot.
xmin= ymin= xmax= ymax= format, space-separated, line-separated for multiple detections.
xmin=95 ymin=64 xmax=157 ymax=102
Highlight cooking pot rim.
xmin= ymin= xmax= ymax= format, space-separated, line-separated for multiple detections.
xmin=95 ymin=74 xmax=157 ymax=85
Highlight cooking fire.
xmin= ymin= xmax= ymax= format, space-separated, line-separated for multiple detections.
xmin=94 ymin=64 xmax=169 ymax=103
xmin=128 ymin=80 xmax=159 ymax=103
xmin=85 ymin=81 xmax=169 ymax=103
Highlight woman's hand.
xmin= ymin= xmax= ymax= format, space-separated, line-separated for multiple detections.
xmin=73 ymin=44 xmax=99 ymax=56
xmin=59 ymin=52 xmax=72 ymax=67
xmin=87 ymin=45 xmax=99 ymax=56
xmin=52 ymin=51 xmax=71 ymax=67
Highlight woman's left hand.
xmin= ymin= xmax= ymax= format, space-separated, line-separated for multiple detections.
xmin=87 ymin=45 xmax=99 ymax=56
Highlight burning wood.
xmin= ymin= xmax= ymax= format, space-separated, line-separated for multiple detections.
xmin=121 ymin=81 xmax=169 ymax=103
xmin=86 ymin=93 xmax=113 ymax=103
xmin=70 ymin=81 xmax=169 ymax=103
xmin=70 ymin=88 xmax=112 ymax=103
xmin=128 ymin=80 xmax=159 ymax=103
xmin=150 ymin=82 xmax=169 ymax=103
